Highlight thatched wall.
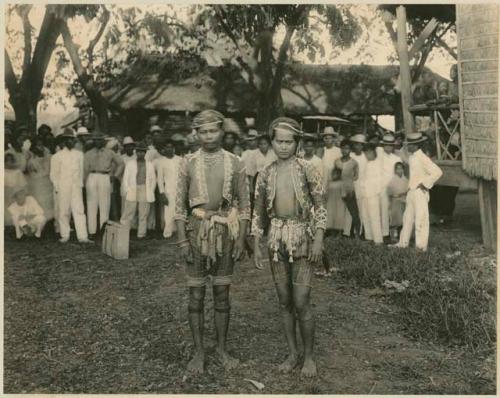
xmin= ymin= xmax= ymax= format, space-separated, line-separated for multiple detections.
xmin=457 ymin=4 xmax=498 ymax=181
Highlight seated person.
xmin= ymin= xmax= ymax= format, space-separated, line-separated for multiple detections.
xmin=8 ymin=187 xmax=47 ymax=239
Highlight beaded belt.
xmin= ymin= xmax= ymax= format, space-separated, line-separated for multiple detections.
xmin=268 ymin=217 xmax=312 ymax=263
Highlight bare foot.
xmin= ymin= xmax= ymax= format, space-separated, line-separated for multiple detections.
xmin=187 ymin=351 xmax=205 ymax=374
xmin=278 ymin=353 xmax=299 ymax=373
xmin=301 ymin=358 xmax=317 ymax=378
xmin=216 ymin=347 xmax=239 ymax=371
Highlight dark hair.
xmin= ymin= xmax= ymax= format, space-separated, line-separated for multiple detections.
xmin=258 ymin=135 xmax=271 ymax=145
xmin=163 ymin=139 xmax=175 ymax=147
xmin=340 ymin=139 xmax=351 ymax=147
xmin=363 ymin=143 xmax=377 ymax=152
xmin=38 ymin=124 xmax=51 ymax=133
xmin=394 ymin=162 xmax=404 ymax=170
xmin=303 ymin=137 xmax=316 ymax=145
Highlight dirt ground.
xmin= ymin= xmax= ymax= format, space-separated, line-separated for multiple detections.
xmin=3 ymin=191 xmax=496 ymax=394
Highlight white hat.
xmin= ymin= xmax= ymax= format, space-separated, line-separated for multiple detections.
xmin=123 ymin=136 xmax=135 ymax=145
xmin=105 ymin=137 xmax=119 ymax=149
xmin=404 ymin=132 xmax=428 ymax=144
xmin=76 ymin=126 xmax=89 ymax=136
xmin=322 ymin=126 xmax=338 ymax=136
xmin=350 ymin=134 xmax=366 ymax=144
xmin=150 ymin=125 xmax=162 ymax=133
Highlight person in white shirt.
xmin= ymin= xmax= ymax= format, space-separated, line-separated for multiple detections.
xmin=50 ymin=130 xmax=92 ymax=243
xmin=121 ymin=136 xmax=136 ymax=165
xmin=156 ymin=139 xmax=182 ymax=238
xmin=241 ymin=129 xmax=260 ymax=190
xmin=377 ymin=133 xmax=402 ymax=239
xmin=254 ymin=134 xmax=277 ymax=175
xmin=321 ymin=126 xmax=342 ymax=186
xmin=302 ymin=135 xmax=323 ymax=179
xmin=8 ymin=187 xmax=46 ymax=239
xmin=145 ymin=126 xmax=161 ymax=162
xmin=120 ymin=142 xmax=157 ymax=239
xmin=393 ymin=133 xmax=443 ymax=251
xmin=350 ymin=134 xmax=369 ymax=239
xmin=360 ymin=144 xmax=384 ymax=244
xmin=119 ymin=136 xmax=137 ymax=225
xmin=74 ymin=126 xmax=92 ymax=153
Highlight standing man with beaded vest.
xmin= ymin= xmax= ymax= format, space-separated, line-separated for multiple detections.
xmin=174 ymin=110 xmax=251 ymax=374
xmin=253 ymin=117 xmax=326 ymax=378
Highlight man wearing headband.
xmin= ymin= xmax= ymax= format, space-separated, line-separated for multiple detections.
xmin=174 ymin=109 xmax=251 ymax=374
xmin=392 ymin=132 xmax=442 ymax=251
xmin=252 ymin=117 xmax=326 ymax=377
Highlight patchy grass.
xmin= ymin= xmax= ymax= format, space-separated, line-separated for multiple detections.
xmin=3 ymin=191 xmax=496 ymax=394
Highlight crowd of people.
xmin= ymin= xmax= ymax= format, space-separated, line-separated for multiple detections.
xmin=5 ymin=110 xmax=445 ymax=377
xmin=5 ymin=117 xmax=443 ymax=253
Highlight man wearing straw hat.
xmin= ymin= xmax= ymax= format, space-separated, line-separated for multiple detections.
xmin=252 ymin=117 xmax=325 ymax=377
xmin=392 ymin=132 xmax=442 ymax=251
xmin=321 ymin=126 xmax=341 ymax=187
xmin=378 ymin=133 xmax=402 ymax=240
xmin=50 ymin=129 xmax=92 ymax=243
xmin=174 ymin=109 xmax=250 ymax=374
xmin=84 ymin=131 xmax=124 ymax=237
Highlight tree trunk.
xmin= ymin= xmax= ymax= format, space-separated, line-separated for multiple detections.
xmin=60 ymin=21 xmax=110 ymax=132
xmin=255 ymin=29 xmax=274 ymax=131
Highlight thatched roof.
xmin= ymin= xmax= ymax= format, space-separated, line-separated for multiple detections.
xmin=103 ymin=63 xmax=449 ymax=117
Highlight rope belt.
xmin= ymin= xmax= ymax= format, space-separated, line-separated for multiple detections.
xmin=192 ymin=207 xmax=239 ymax=269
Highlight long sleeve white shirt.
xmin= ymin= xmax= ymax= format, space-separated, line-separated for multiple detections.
xmin=121 ymin=159 xmax=156 ymax=202
xmin=156 ymin=155 xmax=181 ymax=195
xmin=322 ymin=146 xmax=342 ymax=184
xmin=49 ymin=148 xmax=84 ymax=191
xmin=361 ymin=158 xmax=384 ymax=198
xmin=8 ymin=196 xmax=45 ymax=227
xmin=408 ymin=149 xmax=443 ymax=190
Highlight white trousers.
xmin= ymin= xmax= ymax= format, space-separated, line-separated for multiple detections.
xmin=162 ymin=191 xmax=177 ymax=238
xmin=398 ymin=189 xmax=430 ymax=251
xmin=354 ymin=188 xmax=366 ymax=238
xmin=53 ymin=189 xmax=60 ymax=233
xmin=380 ymin=190 xmax=390 ymax=237
xmin=362 ymin=195 xmax=383 ymax=244
xmin=86 ymin=173 xmax=111 ymax=234
xmin=121 ymin=200 xmax=151 ymax=238
xmin=15 ymin=215 xmax=47 ymax=239
xmin=58 ymin=186 xmax=88 ymax=240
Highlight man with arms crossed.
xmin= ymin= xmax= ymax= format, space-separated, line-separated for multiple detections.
xmin=253 ymin=117 xmax=326 ymax=377
xmin=175 ymin=110 xmax=250 ymax=374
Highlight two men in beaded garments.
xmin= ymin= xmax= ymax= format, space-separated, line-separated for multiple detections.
xmin=174 ymin=110 xmax=325 ymax=377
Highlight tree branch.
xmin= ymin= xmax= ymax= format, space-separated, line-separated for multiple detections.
xmin=17 ymin=6 xmax=33 ymax=75
xmin=384 ymin=21 xmax=399 ymax=55
xmin=213 ymin=5 xmax=256 ymax=89
xmin=29 ymin=5 xmax=65 ymax=102
xmin=87 ymin=6 xmax=110 ymax=74
xmin=5 ymin=50 xmax=19 ymax=95
xmin=60 ymin=21 xmax=87 ymax=78
xmin=436 ymin=37 xmax=457 ymax=60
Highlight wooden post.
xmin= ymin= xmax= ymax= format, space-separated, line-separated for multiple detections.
xmin=478 ymin=179 xmax=497 ymax=252
xmin=396 ymin=6 xmax=414 ymax=135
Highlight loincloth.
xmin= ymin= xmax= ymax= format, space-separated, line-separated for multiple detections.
xmin=267 ymin=217 xmax=313 ymax=263
xmin=185 ymin=208 xmax=239 ymax=287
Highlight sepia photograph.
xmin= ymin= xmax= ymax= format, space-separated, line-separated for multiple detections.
xmin=3 ymin=2 xmax=497 ymax=395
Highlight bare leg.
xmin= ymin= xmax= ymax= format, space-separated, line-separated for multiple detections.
xmin=274 ymin=279 xmax=300 ymax=373
xmin=187 ymin=286 xmax=206 ymax=374
xmin=294 ymin=284 xmax=317 ymax=377
xmin=213 ymin=284 xmax=239 ymax=370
